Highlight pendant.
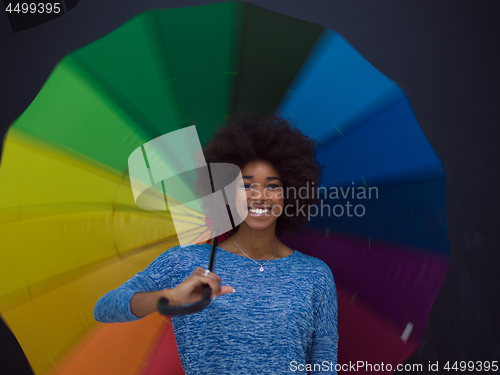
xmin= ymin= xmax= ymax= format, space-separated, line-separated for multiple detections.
xmin=259 ymin=266 xmax=264 ymax=272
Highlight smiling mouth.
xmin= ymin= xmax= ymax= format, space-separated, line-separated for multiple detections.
xmin=248 ymin=207 xmax=271 ymax=215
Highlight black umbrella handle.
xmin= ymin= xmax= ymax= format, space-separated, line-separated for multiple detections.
xmin=157 ymin=235 xmax=218 ymax=316
xmin=157 ymin=284 xmax=212 ymax=316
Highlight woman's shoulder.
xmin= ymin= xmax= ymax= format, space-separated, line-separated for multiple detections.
xmin=164 ymin=243 xmax=211 ymax=255
xmin=290 ymin=250 xmax=335 ymax=281
xmin=290 ymin=249 xmax=329 ymax=267
xmin=146 ymin=243 xmax=211 ymax=269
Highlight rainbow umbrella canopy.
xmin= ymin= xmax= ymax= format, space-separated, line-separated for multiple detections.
xmin=0 ymin=2 xmax=449 ymax=375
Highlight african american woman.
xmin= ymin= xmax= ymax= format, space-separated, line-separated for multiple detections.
xmin=94 ymin=112 xmax=338 ymax=374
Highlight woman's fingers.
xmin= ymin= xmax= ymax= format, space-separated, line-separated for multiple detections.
xmin=218 ymin=285 xmax=235 ymax=296
xmin=194 ymin=267 xmax=207 ymax=276
xmin=203 ymin=272 xmax=221 ymax=298
xmin=190 ymin=268 xmax=225 ymax=298
xmin=176 ymin=267 xmax=234 ymax=302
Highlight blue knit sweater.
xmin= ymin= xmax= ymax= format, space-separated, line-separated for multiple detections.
xmin=94 ymin=244 xmax=338 ymax=374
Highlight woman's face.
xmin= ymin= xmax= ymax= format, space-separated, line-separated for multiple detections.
xmin=239 ymin=159 xmax=284 ymax=232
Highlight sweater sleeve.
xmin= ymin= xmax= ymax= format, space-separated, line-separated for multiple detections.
xmin=309 ymin=269 xmax=339 ymax=374
xmin=93 ymin=267 xmax=161 ymax=323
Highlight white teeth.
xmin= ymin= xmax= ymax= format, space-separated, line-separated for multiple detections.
xmin=249 ymin=207 xmax=270 ymax=214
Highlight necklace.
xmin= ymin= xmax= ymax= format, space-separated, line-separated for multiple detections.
xmin=233 ymin=236 xmax=280 ymax=272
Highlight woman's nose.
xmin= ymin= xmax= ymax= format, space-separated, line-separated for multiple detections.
xmin=250 ymin=184 xmax=265 ymax=199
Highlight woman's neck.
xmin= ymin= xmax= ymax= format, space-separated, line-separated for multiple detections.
xmin=231 ymin=225 xmax=280 ymax=259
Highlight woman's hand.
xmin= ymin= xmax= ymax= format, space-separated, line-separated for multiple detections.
xmin=167 ymin=267 xmax=234 ymax=306
xmin=130 ymin=267 xmax=234 ymax=317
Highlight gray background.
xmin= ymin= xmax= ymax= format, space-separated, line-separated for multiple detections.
xmin=1 ymin=0 xmax=499 ymax=373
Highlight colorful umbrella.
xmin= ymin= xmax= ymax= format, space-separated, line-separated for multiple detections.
xmin=0 ymin=2 xmax=449 ymax=374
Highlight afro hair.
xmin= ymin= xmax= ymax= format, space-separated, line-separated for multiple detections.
xmin=203 ymin=112 xmax=322 ymax=235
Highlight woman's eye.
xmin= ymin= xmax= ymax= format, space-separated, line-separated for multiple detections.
xmin=266 ymin=184 xmax=281 ymax=190
xmin=243 ymin=183 xmax=252 ymax=189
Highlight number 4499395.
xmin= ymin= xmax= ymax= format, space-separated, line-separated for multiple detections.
xmin=5 ymin=3 xmax=61 ymax=14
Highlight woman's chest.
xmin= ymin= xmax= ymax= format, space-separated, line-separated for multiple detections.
xmin=207 ymin=267 xmax=317 ymax=337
